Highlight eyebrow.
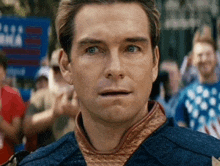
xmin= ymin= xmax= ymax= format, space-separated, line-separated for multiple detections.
xmin=78 ymin=38 xmax=103 ymax=47
xmin=125 ymin=37 xmax=149 ymax=44
xmin=77 ymin=37 xmax=149 ymax=48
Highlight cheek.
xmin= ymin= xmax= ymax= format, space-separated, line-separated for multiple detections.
xmin=192 ymin=59 xmax=199 ymax=67
xmin=71 ymin=64 xmax=99 ymax=97
xmin=212 ymin=56 xmax=217 ymax=64
xmin=129 ymin=62 xmax=154 ymax=94
xmin=128 ymin=57 xmax=154 ymax=80
xmin=132 ymin=68 xmax=153 ymax=84
xmin=192 ymin=55 xmax=199 ymax=64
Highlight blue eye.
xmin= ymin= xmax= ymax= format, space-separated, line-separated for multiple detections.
xmin=86 ymin=46 xmax=99 ymax=54
xmin=127 ymin=45 xmax=140 ymax=53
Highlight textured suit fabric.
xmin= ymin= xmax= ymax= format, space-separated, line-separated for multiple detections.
xmin=19 ymin=102 xmax=220 ymax=166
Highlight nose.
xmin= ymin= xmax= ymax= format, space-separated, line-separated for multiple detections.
xmin=200 ymin=54 xmax=208 ymax=62
xmin=104 ymin=50 xmax=125 ymax=80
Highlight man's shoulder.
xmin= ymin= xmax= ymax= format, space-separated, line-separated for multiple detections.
xmin=214 ymin=80 xmax=220 ymax=89
xmin=19 ymin=132 xmax=84 ymax=165
xmin=2 ymin=85 xmax=19 ymax=95
xmin=160 ymin=125 xmax=220 ymax=155
xmin=137 ymin=123 xmax=220 ymax=165
xmin=181 ymin=82 xmax=199 ymax=93
xmin=177 ymin=82 xmax=199 ymax=101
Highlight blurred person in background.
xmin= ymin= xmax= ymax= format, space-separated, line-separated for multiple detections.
xmin=160 ymin=60 xmax=181 ymax=96
xmin=35 ymin=75 xmax=48 ymax=91
xmin=34 ymin=66 xmax=49 ymax=92
xmin=23 ymin=49 xmax=78 ymax=151
xmin=23 ymin=66 xmax=50 ymax=152
xmin=3 ymin=77 xmax=17 ymax=91
xmin=175 ymin=27 xmax=220 ymax=139
xmin=180 ymin=25 xmax=220 ymax=87
xmin=180 ymin=52 xmax=198 ymax=87
xmin=157 ymin=60 xmax=182 ymax=118
xmin=0 ymin=51 xmax=26 ymax=164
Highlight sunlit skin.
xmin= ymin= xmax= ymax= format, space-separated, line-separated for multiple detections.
xmin=192 ymin=42 xmax=217 ymax=83
xmin=60 ymin=3 xmax=159 ymax=150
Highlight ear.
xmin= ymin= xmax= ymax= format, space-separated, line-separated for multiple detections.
xmin=59 ymin=49 xmax=73 ymax=85
xmin=152 ymin=46 xmax=160 ymax=82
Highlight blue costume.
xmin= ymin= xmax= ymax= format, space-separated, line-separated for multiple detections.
xmin=18 ymin=120 xmax=220 ymax=166
xmin=4 ymin=102 xmax=219 ymax=166
xmin=175 ymin=81 xmax=220 ymax=139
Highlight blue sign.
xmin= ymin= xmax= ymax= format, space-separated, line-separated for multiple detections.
xmin=0 ymin=16 xmax=50 ymax=77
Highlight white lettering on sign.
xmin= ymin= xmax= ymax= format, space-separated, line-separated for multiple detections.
xmin=7 ymin=67 xmax=26 ymax=76
xmin=0 ymin=23 xmax=23 ymax=48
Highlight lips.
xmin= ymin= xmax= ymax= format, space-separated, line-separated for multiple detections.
xmin=199 ymin=63 xmax=211 ymax=71
xmin=99 ymin=89 xmax=131 ymax=96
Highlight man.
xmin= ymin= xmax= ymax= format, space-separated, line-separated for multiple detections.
xmin=0 ymin=51 xmax=26 ymax=164
xmin=13 ymin=0 xmax=220 ymax=165
xmin=23 ymin=49 xmax=77 ymax=150
xmin=175 ymin=29 xmax=220 ymax=139
xmin=180 ymin=25 xmax=220 ymax=87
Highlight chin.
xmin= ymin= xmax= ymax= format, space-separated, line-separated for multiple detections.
xmin=94 ymin=107 xmax=127 ymax=121
xmin=101 ymin=105 xmax=144 ymax=124
xmin=201 ymin=73 xmax=214 ymax=79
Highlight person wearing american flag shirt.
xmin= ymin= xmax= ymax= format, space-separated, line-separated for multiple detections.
xmin=175 ymin=27 xmax=220 ymax=139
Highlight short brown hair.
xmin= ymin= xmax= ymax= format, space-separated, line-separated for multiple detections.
xmin=193 ymin=38 xmax=217 ymax=52
xmin=56 ymin=0 xmax=160 ymax=60
xmin=193 ymin=25 xmax=217 ymax=51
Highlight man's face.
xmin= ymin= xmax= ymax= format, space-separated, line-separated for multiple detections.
xmin=0 ymin=65 xmax=6 ymax=84
xmin=192 ymin=42 xmax=217 ymax=79
xmin=63 ymin=3 xmax=159 ymax=123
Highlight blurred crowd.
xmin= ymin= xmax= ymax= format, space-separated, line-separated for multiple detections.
xmin=0 ymin=48 xmax=78 ymax=164
xmin=0 ymin=24 xmax=220 ymax=164
xmin=152 ymin=25 xmax=220 ymax=139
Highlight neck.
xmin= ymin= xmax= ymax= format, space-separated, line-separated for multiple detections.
xmin=80 ymin=103 xmax=148 ymax=151
xmin=82 ymin=117 xmax=128 ymax=151
xmin=199 ymin=72 xmax=218 ymax=84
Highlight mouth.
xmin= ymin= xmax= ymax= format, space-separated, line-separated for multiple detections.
xmin=99 ymin=90 xmax=131 ymax=97
xmin=199 ymin=64 xmax=211 ymax=71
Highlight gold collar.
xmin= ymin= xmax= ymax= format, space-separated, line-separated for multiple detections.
xmin=75 ymin=101 xmax=167 ymax=166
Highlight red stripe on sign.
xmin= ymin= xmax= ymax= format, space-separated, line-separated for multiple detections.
xmin=3 ymin=48 xmax=41 ymax=56
xmin=25 ymin=39 xmax=41 ymax=45
xmin=8 ymin=60 xmax=40 ymax=66
xmin=26 ymin=27 xmax=42 ymax=34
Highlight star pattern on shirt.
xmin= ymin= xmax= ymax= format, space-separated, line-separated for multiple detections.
xmin=183 ymin=83 xmax=220 ymax=139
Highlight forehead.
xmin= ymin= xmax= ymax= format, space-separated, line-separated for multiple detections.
xmin=193 ymin=42 xmax=215 ymax=54
xmin=73 ymin=2 xmax=150 ymax=44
